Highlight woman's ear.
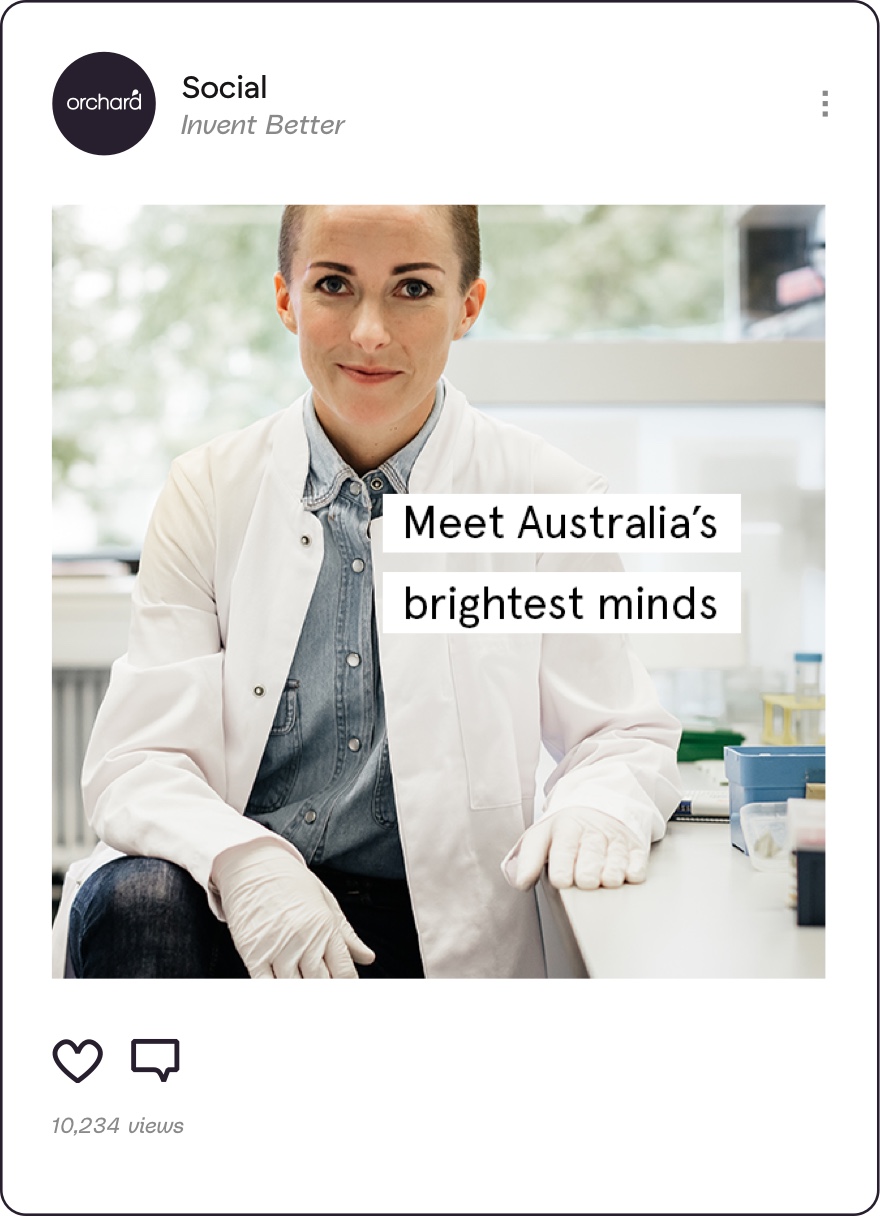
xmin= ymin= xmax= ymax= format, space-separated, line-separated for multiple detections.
xmin=455 ymin=278 xmax=487 ymax=340
xmin=274 ymin=272 xmax=298 ymax=335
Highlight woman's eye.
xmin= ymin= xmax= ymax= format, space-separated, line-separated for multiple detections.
xmin=398 ymin=280 xmax=432 ymax=299
xmin=316 ymin=275 xmax=349 ymax=295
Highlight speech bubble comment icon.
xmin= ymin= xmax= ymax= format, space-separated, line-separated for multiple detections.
xmin=131 ymin=1039 xmax=180 ymax=1082
xmin=53 ymin=1039 xmax=103 ymax=1083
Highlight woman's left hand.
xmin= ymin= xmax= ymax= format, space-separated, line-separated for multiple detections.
xmin=503 ymin=807 xmax=650 ymax=891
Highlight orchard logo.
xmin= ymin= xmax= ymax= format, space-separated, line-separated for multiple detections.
xmin=53 ymin=52 xmax=156 ymax=155
xmin=66 ymin=89 xmax=143 ymax=111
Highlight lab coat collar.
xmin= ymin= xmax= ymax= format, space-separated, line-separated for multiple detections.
xmin=268 ymin=396 xmax=311 ymax=510
xmin=408 ymin=376 xmax=470 ymax=495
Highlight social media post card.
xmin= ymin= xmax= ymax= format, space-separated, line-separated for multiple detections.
xmin=4 ymin=2 xmax=877 ymax=1213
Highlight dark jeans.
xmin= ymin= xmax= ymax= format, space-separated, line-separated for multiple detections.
xmin=67 ymin=857 xmax=424 ymax=979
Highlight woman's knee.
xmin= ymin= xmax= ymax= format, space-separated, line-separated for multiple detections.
xmin=72 ymin=858 xmax=202 ymax=930
xmin=68 ymin=858 xmax=219 ymax=978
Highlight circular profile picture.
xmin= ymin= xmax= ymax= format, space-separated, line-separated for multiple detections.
xmin=53 ymin=52 xmax=156 ymax=155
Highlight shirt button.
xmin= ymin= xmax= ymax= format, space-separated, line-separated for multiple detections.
xmin=351 ymin=559 xmax=365 ymax=573
xmin=346 ymin=652 xmax=361 ymax=668
xmin=349 ymin=481 xmax=362 ymax=496
xmin=300 ymin=535 xmax=312 ymax=547
xmin=348 ymin=737 xmax=361 ymax=752
xmin=304 ymin=809 xmax=317 ymax=824
xmin=370 ymin=477 xmax=384 ymax=491
xmin=253 ymin=685 xmax=265 ymax=697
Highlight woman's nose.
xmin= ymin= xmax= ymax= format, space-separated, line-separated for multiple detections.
xmin=350 ymin=301 xmax=390 ymax=350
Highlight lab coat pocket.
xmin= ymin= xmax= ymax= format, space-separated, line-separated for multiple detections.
xmin=448 ymin=636 xmax=523 ymax=811
xmin=246 ymin=679 xmax=302 ymax=811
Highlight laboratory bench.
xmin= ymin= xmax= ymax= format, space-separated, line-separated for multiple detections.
xmin=556 ymin=762 xmax=825 ymax=979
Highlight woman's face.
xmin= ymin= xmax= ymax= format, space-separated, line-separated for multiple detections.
xmin=275 ymin=206 xmax=485 ymax=465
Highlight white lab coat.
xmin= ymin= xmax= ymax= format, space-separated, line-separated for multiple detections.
xmin=52 ymin=379 xmax=681 ymax=978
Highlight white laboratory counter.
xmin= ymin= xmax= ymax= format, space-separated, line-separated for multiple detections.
xmin=556 ymin=764 xmax=825 ymax=979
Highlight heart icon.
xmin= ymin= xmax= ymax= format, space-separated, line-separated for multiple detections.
xmin=53 ymin=1039 xmax=103 ymax=1083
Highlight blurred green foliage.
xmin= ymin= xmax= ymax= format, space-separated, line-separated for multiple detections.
xmin=479 ymin=205 xmax=724 ymax=336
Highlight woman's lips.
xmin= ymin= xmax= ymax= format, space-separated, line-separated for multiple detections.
xmin=338 ymin=365 xmax=402 ymax=384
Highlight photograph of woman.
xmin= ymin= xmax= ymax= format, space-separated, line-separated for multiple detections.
xmin=53 ymin=204 xmax=684 ymax=979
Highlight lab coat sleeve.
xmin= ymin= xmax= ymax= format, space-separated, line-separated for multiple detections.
xmin=532 ymin=455 xmax=682 ymax=845
xmin=536 ymin=551 xmax=682 ymax=846
xmin=80 ymin=459 xmax=302 ymax=916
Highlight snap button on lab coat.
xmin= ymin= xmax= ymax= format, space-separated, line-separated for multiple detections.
xmin=348 ymin=737 xmax=361 ymax=752
xmin=304 ymin=810 xmax=317 ymax=824
xmin=351 ymin=559 xmax=365 ymax=573
xmin=346 ymin=653 xmax=361 ymax=668
xmin=253 ymin=686 xmax=265 ymax=697
xmin=300 ymin=535 xmax=312 ymax=546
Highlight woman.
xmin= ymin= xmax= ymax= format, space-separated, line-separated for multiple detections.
xmin=54 ymin=205 xmax=681 ymax=980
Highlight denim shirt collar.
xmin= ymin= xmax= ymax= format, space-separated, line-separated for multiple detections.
xmin=302 ymin=381 xmax=445 ymax=510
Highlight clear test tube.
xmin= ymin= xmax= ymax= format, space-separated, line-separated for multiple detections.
xmin=793 ymin=653 xmax=823 ymax=744
xmin=794 ymin=652 xmax=822 ymax=698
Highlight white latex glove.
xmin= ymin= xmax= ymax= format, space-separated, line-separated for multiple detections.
xmin=211 ymin=840 xmax=375 ymax=979
xmin=504 ymin=807 xmax=650 ymax=892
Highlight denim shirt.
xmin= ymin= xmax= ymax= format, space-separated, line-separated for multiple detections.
xmin=244 ymin=383 xmax=445 ymax=878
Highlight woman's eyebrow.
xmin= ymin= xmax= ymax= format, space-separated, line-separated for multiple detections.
xmin=392 ymin=262 xmax=446 ymax=275
xmin=310 ymin=261 xmax=355 ymax=273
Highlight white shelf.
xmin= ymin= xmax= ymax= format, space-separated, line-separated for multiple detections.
xmin=52 ymin=576 xmax=135 ymax=667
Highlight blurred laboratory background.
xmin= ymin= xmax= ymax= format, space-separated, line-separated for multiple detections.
xmin=52 ymin=203 xmax=825 ymax=891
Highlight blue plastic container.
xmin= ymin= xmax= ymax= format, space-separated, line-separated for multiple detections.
xmin=724 ymin=746 xmax=826 ymax=853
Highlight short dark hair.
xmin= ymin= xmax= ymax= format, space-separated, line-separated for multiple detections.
xmin=277 ymin=205 xmax=481 ymax=295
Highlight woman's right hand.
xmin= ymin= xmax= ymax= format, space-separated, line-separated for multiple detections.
xmin=211 ymin=840 xmax=375 ymax=978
